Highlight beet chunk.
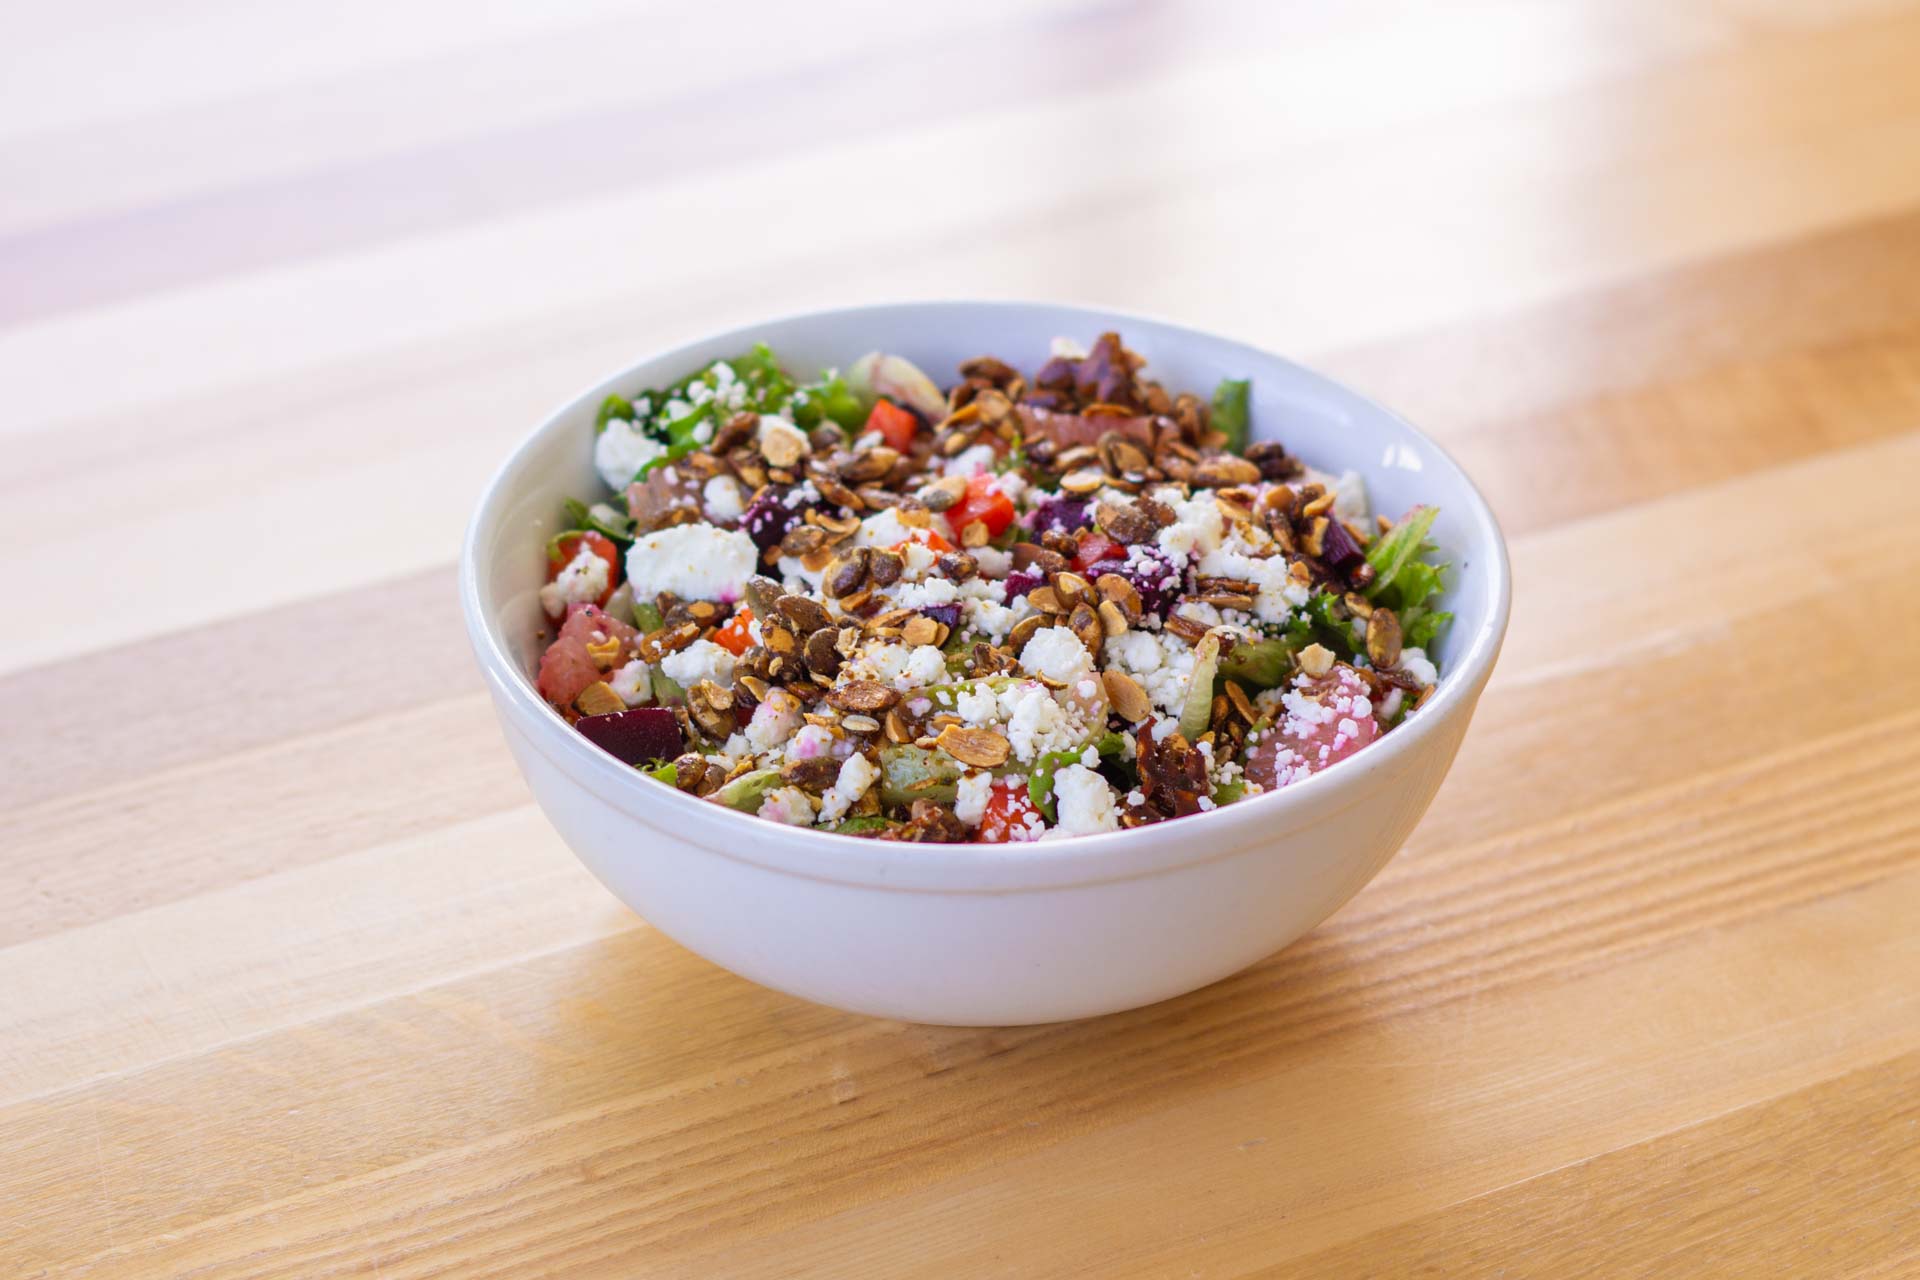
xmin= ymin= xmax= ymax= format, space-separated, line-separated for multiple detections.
xmin=576 ymin=706 xmax=683 ymax=766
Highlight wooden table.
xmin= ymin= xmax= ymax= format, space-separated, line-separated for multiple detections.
xmin=6 ymin=2 xmax=1919 ymax=1275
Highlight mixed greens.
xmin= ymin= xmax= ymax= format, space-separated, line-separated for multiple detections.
xmin=529 ymin=332 xmax=1451 ymax=841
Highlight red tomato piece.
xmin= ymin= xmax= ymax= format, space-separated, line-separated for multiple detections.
xmin=946 ymin=474 xmax=1016 ymax=540
xmin=547 ymin=530 xmax=622 ymax=609
xmin=865 ymin=399 xmax=920 ymax=453
xmin=1072 ymin=532 xmax=1127 ymax=573
xmin=711 ymin=606 xmax=755 ymax=656
xmin=975 ymin=778 xmax=1043 ymax=843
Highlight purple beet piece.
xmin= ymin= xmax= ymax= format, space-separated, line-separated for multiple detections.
xmin=1002 ymin=568 xmax=1046 ymax=605
xmin=576 ymin=706 xmax=682 ymax=766
xmin=920 ymin=603 xmax=962 ymax=632
xmin=1111 ymin=545 xmax=1186 ymax=618
xmin=1321 ymin=517 xmax=1365 ymax=569
xmin=740 ymin=486 xmax=820 ymax=552
xmin=1026 ymin=495 xmax=1091 ymax=538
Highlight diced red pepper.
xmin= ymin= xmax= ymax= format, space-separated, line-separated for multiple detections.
xmin=711 ymin=606 xmax=755 ymax=656
xmin=945 ymin=474 xmax=1016 ymax=540
xmin=1072 ymin=532 xmax=1127 ymax=574
xmin=975 ymin=778 xmax=1043 ymax=843
xmin=889 ymin=529 xmax=955 ymax=554
xmin=864 ymin=399 xmax=920 ymax=453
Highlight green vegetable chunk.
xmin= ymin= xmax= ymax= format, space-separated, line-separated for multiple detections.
xmin=1366 ymin=505 xmax=1452 ymax=657
xmin=713 ymin=768 xmax=781 ymax=812
xmin=1179 ymin=631 xmax=1222 ymax=741
xmin=595 ymin=394 xmax=635 ymax=432
xmin=1210 ymin=377 xmax=1251 ymax=452
xmin=1218 ymin=637 xmax=1295 ymax=690
xmin=1028 ymin=733 xmax=1126 ymax=821
xmin=878 ymin=745 xmax=964 ymax=806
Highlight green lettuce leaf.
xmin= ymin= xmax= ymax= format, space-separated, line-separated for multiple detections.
xmin=1210 ymin=377 xmax=1251 ymax=452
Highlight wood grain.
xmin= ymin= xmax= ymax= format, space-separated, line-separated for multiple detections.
xmin=5 ymin=1 xmax=1919 ymax=1276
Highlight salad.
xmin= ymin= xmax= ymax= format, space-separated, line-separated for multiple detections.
xmin=530 ymin=333 xmax=1450 ymax=841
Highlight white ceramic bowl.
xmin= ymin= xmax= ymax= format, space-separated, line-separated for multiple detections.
xmin=461 ymin=302 xmax=1510 ymax=1025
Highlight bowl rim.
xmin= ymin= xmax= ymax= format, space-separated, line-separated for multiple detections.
xmin=460 ymin=300 xmax=1511 ymax=891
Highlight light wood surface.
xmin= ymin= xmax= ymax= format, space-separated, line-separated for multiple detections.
xmin=5 ymin=2 xmax=1919 ymax=1275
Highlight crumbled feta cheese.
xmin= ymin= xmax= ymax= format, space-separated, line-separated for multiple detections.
xmin=777 ymin=554 xmax=827 ymax=594
xmin=758 ymin=786 xmax=816 ymax=826
xmin=702 ymin=475 xmax=745 ymax=524
xmin=594 ymin=419 xmax=666 ymax=490
xmin=1052 ymin=765 xmax=1119 ymax=834
xmin=904 ymin=644 xmax=949 ymax=687
xmin=847 ymin=641 xmax=950 ymax=690
xmin=970 ymin=545 xmax=1013 ymax=576
xmin=817 ymin=752 xmax=879 ymax=825
xmin=609 ymin=659 xmax=652 ymax=707
xmin=1155 ymin=490 xmax=1226 ymax=558
xmin=1103 ymin=630 xmax=1198 ymax=717
xmin=785 ymin=724 xmax=837 ymax=763
xmin=943 ymin=443 xmax=997 ymax=477
xmin=661 ymin=639 xmax=735 ymax=689
xmin=1399 ymin=646 xmax=1439 ymax=687
xmin=627 ymin=524 xmax=757 ymax=603
xmin=998 ymin=679 xmax=1087 ymax=763
xmin=1196 ymin=527 xmax=1309 ymax=624
xmin=890 ymin=577 xmax=960 ymax=611
xmin=1049 ymin=336 xmax=1089 ymax=359
xmin=964 ymin=597 xmax=1018 ymax=643
xmin=1019 ymin=625 xmax=1094 ymax=685
xmin=954 ymin=772 xmax=993 ymax=826
xmin=538 ymin=542 xmax=610 ymax=619
xmin=834 ymin=752 xmax=878 ymax=803
xmin=855 ymin=507 xmax=918 ymax=549
xmin=745 ymin=688 xmax=804 ymax=751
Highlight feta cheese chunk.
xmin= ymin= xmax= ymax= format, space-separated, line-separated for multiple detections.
xmin=594 ymin=419 xmax=666 ymax=490
xmin=758 ymin=786 xmax=817 ymax=826
xmin=954 ymin=772 xmax=993 ymax=826
xmin=816 ymin=751 xmax=880 ymax=825
xmin=1398 ymin=646 xmax=1439 ymax=687
xmin=702 ymin=475 xmax=745 ymax=524
xmin=1019 ymin=625 xmax=1094 ymax=685
xmin=627 ymin=523 xmax=757 ymax=603
xmin=1052 ymin=765 xmax=1120 ymax=835
xmin=660 ymin=638 xmax=735 ymax=689
xmin=608 ymin=659 xmax=652 ymax=707
xmin=538 ymin=542 xmax=609 ymax=619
